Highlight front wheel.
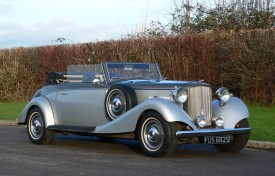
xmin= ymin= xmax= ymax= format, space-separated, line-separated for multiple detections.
xmin=215 ymin=119 xmax=250 ymax=152
xmin=138 ymin=111 xmax=178 ymax=157
xmin=27 ymin=107 xmax=54 ymax=144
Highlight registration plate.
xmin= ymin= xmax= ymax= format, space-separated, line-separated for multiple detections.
xmin=204 ymin=135 xmax=230 ymax=144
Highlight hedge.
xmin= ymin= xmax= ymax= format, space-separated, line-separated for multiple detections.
xmin=0 ymin=29 xmax=274 ymax=105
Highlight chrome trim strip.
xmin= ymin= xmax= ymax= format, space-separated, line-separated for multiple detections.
xmin=133 ymin=88 xmax=174 ymax=90
xmin=176 ymin=128 xmax=251 ymax=138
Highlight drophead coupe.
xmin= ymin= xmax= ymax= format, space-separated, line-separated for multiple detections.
xmin=18 ymin=62 xmax=250 ymax=157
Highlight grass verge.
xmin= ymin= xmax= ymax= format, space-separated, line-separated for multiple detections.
xmin=248 ymin=104 xmax=275 ymax=142
xmin=0 ymin=102 xmax=28 ymax=120
xmin=0 ymin=102 xmax=274 ymax=142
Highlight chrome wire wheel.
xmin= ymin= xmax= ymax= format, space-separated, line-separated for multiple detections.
xmin=141 ymin=117 xmax=164 ymax=151
xmin=28 ymin=112 xmax=43 ymax=140
xmin=106 ymin=89 xmax=126 ymax=119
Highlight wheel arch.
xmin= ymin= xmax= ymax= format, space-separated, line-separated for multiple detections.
xmin=135 ymin=99 xmax=197 ymax=130
xmin=18 ymin=97 xmax=56 ymax=127
xmin=94 ymin=98 xmax=197 ymax=134
xmin=26 ymin=105 xmax=40 ymax=118
xmin=135 ymin=109 xmax=156 ymax=134
xmin=212 ymin=97 xmax=249 ymax=128
xmin=135 ymin=109 xmax=193 ymax=134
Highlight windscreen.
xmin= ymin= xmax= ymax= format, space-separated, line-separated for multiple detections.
xmin=106 ymin=63 xmax=162 ymax=82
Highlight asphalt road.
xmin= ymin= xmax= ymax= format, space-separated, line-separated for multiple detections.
xmin=0 ymin=126 xmax=274 ymax=176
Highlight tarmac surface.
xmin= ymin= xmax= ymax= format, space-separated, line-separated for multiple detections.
xmin=1 ymin=119 xmax=274 ymax=150
xmin=0 ymin=126 xmax=274 ymax=176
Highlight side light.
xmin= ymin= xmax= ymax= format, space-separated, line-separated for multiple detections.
xmin=195 ymin=115 xmax=206 ymax=128
xmin=212 ymin=115 xmax=224 ymax=128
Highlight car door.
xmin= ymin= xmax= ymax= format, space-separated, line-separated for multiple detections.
xmin=56 ymin=82 xmax=108 ymax=127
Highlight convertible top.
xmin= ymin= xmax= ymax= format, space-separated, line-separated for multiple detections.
xmin=45 ymin=72 xmax=98 ymax=85
xmin=45 ymin=72 xmax=66 ymax=85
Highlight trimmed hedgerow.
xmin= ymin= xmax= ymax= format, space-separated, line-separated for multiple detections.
xmin=0 ymin=29 xmax=274 ymax=105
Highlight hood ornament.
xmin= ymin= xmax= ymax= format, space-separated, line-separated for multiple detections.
xmin=201 ymin=109 xmax=204 ymax=116
xmin=198 ymin=80 xmax=204 ymax=83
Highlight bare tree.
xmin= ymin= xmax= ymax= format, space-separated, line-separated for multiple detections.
xmin=166 ymin=0 xmax=193 ymax=34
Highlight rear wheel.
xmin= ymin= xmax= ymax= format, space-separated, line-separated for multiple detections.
xmin=27 ymin=107 xmax=54 ymax=144
xmin=215 ymin=119 xmax=250 ymax=152
xmin=138 ymin=111 xmax=178 ymax=157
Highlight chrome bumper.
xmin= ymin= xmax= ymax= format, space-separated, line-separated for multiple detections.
xmin=176 ymin=128 xmax=251 ymax=138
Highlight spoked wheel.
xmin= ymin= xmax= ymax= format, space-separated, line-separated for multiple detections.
xmin=27 ymin=107 xmax=54 ymax=144
xmin=105 ymin=84 xmax=137 ymax=120
xmin=138 ymin=111 xmax=178 ymax=157
xmin=215 ymin=119 xmax=250 ymax=152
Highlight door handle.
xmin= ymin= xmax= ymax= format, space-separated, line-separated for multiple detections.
xmin=61 ymin=92 xmax=67 ymax=95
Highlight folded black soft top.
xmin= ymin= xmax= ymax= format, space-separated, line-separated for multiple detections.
xmin=45 ymin=72 xmax=66 ymax=85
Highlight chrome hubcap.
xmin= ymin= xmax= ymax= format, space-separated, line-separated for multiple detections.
xmin=107 ymin=89 xmax=126 ymax=119
xmin=148 ymin=127 xmax=159 ymax=142
xmin=112 ymin=97 xmax=122 ymax=112
xmin=142 ymin=118 xmax=164 ymax=151
xmin=29 ymin=112 xmax=43 ymax=139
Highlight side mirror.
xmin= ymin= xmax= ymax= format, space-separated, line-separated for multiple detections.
xmin=95 ymin=74 xmax=105 ymax=83
xmin=93 ymin=78 xmax=100 ymax=84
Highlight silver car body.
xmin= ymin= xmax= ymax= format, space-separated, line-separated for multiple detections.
xmin=18 ymin=62 xmax=250 ymax=138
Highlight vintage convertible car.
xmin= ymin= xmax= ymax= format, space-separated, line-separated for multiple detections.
xmin=18 ymin=62 xmax=250 ymax=157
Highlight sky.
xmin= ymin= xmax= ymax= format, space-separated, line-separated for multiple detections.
xmin=0 ymin=0 xmax=167 ymax=49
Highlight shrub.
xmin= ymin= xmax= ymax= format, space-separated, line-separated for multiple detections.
xmin=0 ymin=29 xmax=274 ymax=105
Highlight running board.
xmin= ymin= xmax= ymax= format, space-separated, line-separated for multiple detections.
xmin=47 ymin=125 xmax=96 ymax=133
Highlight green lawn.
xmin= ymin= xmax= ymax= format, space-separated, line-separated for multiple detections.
xmin=248 ymin=104 xmax=275 ymax=142
xmin=0 ymin=102 xmax=28 ymax=120
xmin=0 ymin=102 xmax=274 ymax=142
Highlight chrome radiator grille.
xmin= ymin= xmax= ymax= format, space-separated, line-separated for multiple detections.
xmin=183 ymin=86 xmax=212 ymax=126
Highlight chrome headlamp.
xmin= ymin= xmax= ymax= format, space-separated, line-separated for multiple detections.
xmin=215 ymin=87 xmax=231 ymax=104
xmin=172 ymin=88 xmax=188 ymax=104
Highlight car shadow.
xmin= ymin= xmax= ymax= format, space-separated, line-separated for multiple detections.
xmin=51 ymin=133 xmax=247 ymax=159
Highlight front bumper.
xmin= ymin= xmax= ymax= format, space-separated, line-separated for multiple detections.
xmin=176 ymin=128 xmax=250 ymax=138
